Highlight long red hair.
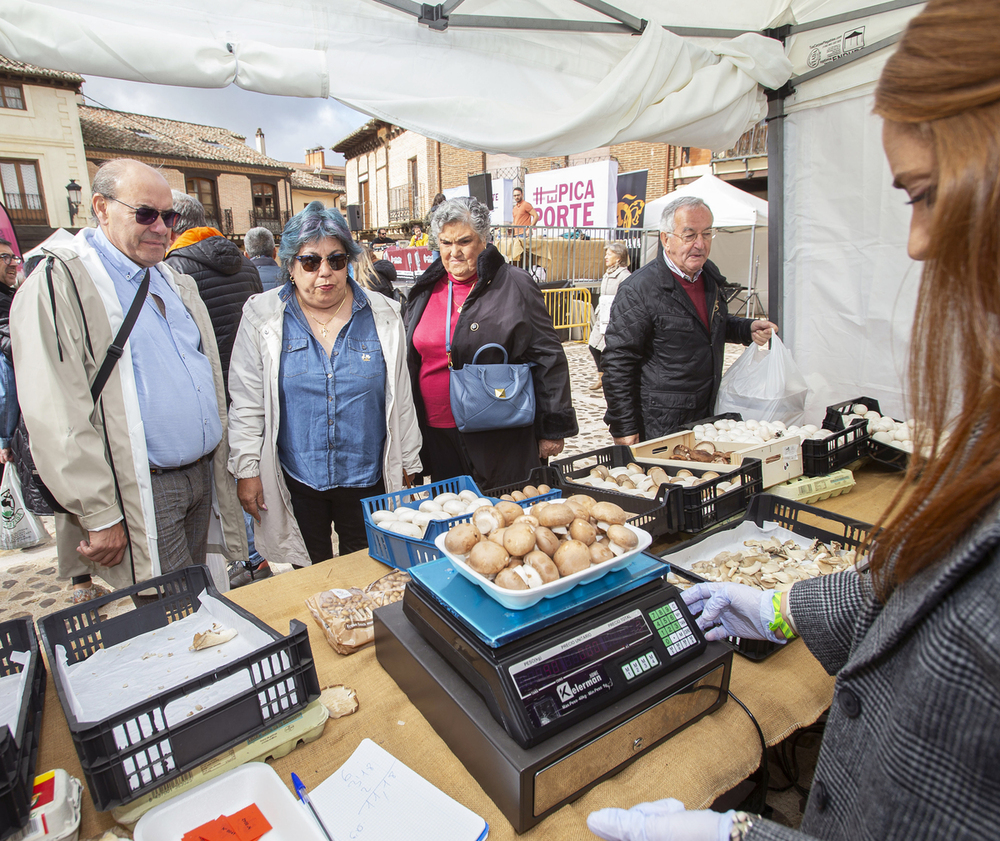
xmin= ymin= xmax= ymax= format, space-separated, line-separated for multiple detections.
xmin=869 ymin=0 xmax=1000 ymax=593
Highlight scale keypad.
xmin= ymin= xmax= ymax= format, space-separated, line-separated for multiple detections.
xmin=650 ymin=602 xmax=697 ymax=657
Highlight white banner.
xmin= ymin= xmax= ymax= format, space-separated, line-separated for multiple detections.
xmin=524 ymin=160 xmax=619 ymax=229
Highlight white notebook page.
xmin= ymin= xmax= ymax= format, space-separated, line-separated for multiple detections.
xmin=310 ymin=738 xmax=488 ymax=841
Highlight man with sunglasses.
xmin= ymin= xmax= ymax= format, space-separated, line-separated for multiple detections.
xmin=10 ymin=158 xmax=246 ymax=602
xmin=602 ymin=196 xmax=777 ymax=443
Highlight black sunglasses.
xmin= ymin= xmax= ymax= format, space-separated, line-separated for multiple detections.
xmin=107 ymin=196 xmax=181 ymax=228
xmin=294 ymin=252 xmax=349 ymax=272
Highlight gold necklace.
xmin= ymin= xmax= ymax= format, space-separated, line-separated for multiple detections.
xmin=303 ymin=292 xmax=349 ymax=338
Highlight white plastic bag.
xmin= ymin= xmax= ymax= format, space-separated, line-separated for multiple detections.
xmin=715 ymin=335 xmax=809 ymax=425
xmin=0 ymin=463 xmax=50 ymax=550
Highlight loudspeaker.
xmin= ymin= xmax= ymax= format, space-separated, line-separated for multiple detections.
xmin=467 ymin=173 xmax=493 ymax=209
xmin=347 ymin=204 xmax=363 ymax=232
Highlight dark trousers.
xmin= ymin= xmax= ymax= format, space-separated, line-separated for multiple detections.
xmin=589 ymin=345 xmax=603 ymax=373
xmin=282 ymin=471 xmax=385 ymax=564
xmin=420 ymin=426 xmax=473 ymax=483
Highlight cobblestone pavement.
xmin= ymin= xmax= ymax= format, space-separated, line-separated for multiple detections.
xmin=0 ymin=342 xmax=746 ymax=622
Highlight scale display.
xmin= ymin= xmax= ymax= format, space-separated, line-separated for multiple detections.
xmin=510 ymin=611 xmax=650 ymax=696
xmin=403 ymin=576 xmax=708 ymax=748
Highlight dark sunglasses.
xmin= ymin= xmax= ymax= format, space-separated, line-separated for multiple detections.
xmin=106 ymin=196 xmax=181 ymax=228
xmin=294 ymin=252 xmax=349 ymax=272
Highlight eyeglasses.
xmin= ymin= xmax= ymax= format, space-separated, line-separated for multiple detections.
xmin=106 ymin=196 xmax=181 ymax=228
xmin=294 ymin=252 xmax=349 ymax=272
xmin=668 ymin=229 xmax=716 ymax=244
xmin=0 ymin=254 xmax=22 ymax=266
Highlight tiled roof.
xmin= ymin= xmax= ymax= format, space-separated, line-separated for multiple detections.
xmin=79 ymin=105 xmax=291 ymax=171
xmin=332 ymin=118 xmax=387 ymax=154
xmin=290 ymin=169 xmax=341 ymax=192
xmin=0 ymin=54 xmax=83 ymax=85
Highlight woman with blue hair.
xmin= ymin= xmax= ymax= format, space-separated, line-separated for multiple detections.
xmin=227 ymin=201 xmax=421 ymax=569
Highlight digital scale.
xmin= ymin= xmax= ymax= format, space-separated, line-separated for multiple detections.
xmin=374 ymin=553 xmax=733 ymax=833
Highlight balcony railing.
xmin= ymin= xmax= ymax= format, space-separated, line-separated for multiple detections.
xmin=249 ymin=210 xmax=290 ymax=235
xmin=713 ymin=121 xmax=768 ymax=162
xmin=4 ymin=192 xmax=46 ymax=225
xmin=389 ymin=185 xmax=424 ymax=224
xmin=205 ymin=209 xmax=234 ymax=237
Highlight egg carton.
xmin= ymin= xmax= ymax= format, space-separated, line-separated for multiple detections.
xmin=824 ymin=397 xmax=911 ymax=471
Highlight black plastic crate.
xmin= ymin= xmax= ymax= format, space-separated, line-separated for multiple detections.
xmin=825 ymin=396 xmax=908 ymax=471
xmin=661 ymin=493 xmax=872 ymax=660
xmin=36 ymin=565 xmax=320 ymax=811
xmin=514 ymin=462 xmax=676 ymax=537
xmin=552 ymin=446 xmax=763 ymax=535
xmin=481 ymin=466 xmax=561 ymax=503
xmin=801 ymin=418 xmax=870 ymax=476
xmin=0 ymin=618 xmax=45 ymax=839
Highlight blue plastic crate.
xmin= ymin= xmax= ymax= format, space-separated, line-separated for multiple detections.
xmin=363 ymin=475 xmax=499 ymax=570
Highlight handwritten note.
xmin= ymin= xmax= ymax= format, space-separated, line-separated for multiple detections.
xmin=310 ymin=739 xmax=487 ymax=841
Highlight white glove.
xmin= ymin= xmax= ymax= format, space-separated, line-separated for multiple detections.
xmin=588 ymin=798 xmax=733 ymax=841
xmin=682 ymin=582 xmax=786 ymax=644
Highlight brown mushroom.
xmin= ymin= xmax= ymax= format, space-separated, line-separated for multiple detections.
xmin=534 ymin=526 xmax=561 ymax=557
xmin=537 ymin=502 xmax=575 ymax=534
xmin=494 ymin=568 xmax=529 ymax=590
xmin=472 ymin=505 xmax=505 ymax=535
xmin=537 ymin=483 xmax=552 ymax=494
xmin=511 ymin=490 xmax=527 ymax=501
xmin=503 ymin=523 xmax=537 ymax=558
xmin=487 ymin=526 xmax=508 ymax=546
xmin=444 ymin=522 xmax=481 ymax=558
xmin=524 ymin=550 xmax=561 ymax=583
xmin=569 ymin=518 xmax=597 ymax=546
xmin=495 ymin=500 xmax=526 ymax=527
xmin=467 ymin=541 xmax=510 ymax=576
xmin=607 ymin=524 xmax=639 ymax=556
xmin=553 ymin=540 xmax=592 ymax=576
xmin=590 ymin=501 xmax=628 ymax=530
xmin=522 ymin=485 xmax=540 ymax=498
xmin=567 ymin=494 xmax=596 ymax=515
xmin=589 ymin=543 xmax=616 ymax=564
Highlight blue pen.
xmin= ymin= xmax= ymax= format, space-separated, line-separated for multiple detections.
xmin=292 ymin=772 xmax=337 ymax=841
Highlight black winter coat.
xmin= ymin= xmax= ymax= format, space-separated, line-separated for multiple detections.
xmin=602 ymin=257 xmax=753 ymax=440
xmin=0 ymin=283 xmax=14 ymax=361
xmin=404 ymin=245 xmax=578 ymax=489
xmin=165 ymin=233 xmax=262 ymax=401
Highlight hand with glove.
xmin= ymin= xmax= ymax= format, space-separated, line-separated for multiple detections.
xmin=682 ymin=582 xmax=794 ymax=644
xmin=587 ymin=798 xmax=738 ymax=841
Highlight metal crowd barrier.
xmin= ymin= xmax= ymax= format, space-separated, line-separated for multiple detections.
xmin=541 ymin=287 xmax=592 ymax=343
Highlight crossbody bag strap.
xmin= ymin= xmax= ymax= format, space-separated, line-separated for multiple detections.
xmin=90 ymin=267 xmax=149 ymax=402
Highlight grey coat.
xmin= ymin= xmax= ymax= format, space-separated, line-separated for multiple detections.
xmin=750 ymin=503 xmax=1000 ymax=840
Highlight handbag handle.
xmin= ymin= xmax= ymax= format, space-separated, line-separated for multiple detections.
xmin=470 ymin=343 xmax=509 ymax=365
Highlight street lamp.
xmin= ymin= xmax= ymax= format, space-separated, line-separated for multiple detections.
xmin=65 ymin=179 xmax=82 ymax=226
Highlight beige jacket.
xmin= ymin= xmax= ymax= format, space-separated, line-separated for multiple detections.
xmin=10 ymin=232 xmax=247 ymax=589
xmin=227 ymin=285 xmax=422 ymax=567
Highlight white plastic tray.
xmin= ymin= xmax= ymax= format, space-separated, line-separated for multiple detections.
xmin=434 ymin=523 xmax=653 ymax=610
xmin=133 ymin=763 xmax=325 ymax=841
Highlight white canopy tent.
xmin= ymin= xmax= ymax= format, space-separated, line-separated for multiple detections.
xmin=0 ymin=0 xmax=926 ymax=420
xmin=643 ymin=174 xmax=769 ymax=317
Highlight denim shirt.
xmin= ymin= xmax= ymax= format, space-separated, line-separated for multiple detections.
xmin=86 ymin=228 xmax=222 ymax=467
xmin=276 ymin=279 xmax=387 ymax=490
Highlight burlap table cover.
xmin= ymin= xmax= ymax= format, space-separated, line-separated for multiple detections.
xmin=41 ymin=467 xmax=902 ymax=839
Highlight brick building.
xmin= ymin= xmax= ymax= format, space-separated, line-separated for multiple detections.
xmin=79 ymin=105 xmax=295 ymax=240
xmin=0 ymin=56 xmax=88 ymax=248
xmin=334 ymin=118 xmax=767 ymax=237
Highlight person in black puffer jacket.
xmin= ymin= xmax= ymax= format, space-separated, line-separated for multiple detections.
xmin=165 ymin=191 xmax=262 ymax=402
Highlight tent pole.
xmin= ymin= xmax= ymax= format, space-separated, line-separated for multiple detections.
xmin=745 ymin=222 xmax=757 ymax=319
xmin=766 ymin=88 xmax=787 ymax=335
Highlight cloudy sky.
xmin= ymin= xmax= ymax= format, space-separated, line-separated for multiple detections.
xmin=81 ymin=75 xmax=371 ymax=166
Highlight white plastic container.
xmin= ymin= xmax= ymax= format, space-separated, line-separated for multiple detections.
xmin=133 ymin=763 xmax=324 ymax=841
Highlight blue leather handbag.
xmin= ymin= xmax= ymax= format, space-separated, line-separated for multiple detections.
xmin=449 ymin=343 xmax=536 ymax=432
xmin=445 ymin=281 xmax=536 ymax=433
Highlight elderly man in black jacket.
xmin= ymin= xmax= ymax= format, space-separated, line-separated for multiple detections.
xmin=602 ymin=196 xmax=776 ymax=444
xmin=165 ymin=192 xmax=262 ymax=402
